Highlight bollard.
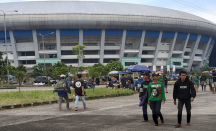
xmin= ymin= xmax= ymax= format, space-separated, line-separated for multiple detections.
xmin=31 ymin=103 xmax=33 ymax=107
xmin=0 ymin=106 xmax=2 ymax=110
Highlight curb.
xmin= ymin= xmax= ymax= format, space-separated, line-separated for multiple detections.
xmin=0 ymin=92 xmax=134 ymax=110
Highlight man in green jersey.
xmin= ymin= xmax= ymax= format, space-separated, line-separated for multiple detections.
xmin=158 ymin=74 xmax=165 ymax=85
xmin=148 ymin=73 xmax=166 ymax=126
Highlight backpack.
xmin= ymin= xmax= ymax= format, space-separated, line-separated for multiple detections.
xmin=53 ymin=80 xmax=71 ymax=94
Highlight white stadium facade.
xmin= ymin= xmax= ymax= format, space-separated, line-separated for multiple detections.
xmin=0 ymin=1 xmax=216 ymax=72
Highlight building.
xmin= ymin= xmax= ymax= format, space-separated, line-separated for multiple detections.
xmin=0 ymin=1 xmax=216 ymax=72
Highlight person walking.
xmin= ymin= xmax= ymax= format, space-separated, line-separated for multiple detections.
xmin=173 ymin=71 xmax=196 ymax=127
xmin=54 ymin=75 xmax=72 ymax=111
xmin=127 ymin=75 xmax=132 ymax=89
xmin=212 ymin=71 xmax=216 ymax=94
xmin=189 ymin=73 xmax=195 ymax=85
xmin=139 ymin=72 xmax=151 ymax=122
xmin=163 ymin=75 xmax=168 ymax=93
xmin=194 ymin=73 xmax=199 ymax=93
xmin=209 ymin=72 xmax=214 ymax=93
xmin=73 ymin=74 xmax=88 ymax=111
xmin=200 ymin=73 xmax=207 ymax=91
xmin=148 ymin=73 xmax=166 ymax=126
xmin=95 ymin=76 xmax=100 ymax=86
xmin=158 ymin=74 xmax=165 ymax=85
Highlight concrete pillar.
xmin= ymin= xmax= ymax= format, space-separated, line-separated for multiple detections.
xmin=32 ymin=30 xmax=39 ymax=59
xmin=153 ymin=31 xmax=163 ymax=65
xmin=200 ymin=38 xmax=212 ymax=67
xmin=78 ymin=30 xmax=83 ymax=66
xmin=187 ymin=35 xmax=201 ymax=72
xmin=181 ymin=34 xmax=190 ymax=58
xmin=120 ymin=30 xmax=127 ymax=62
xmin=56 ymin=30 xmax=61 ymax=60
xmin=138 ymin=30 xmax=146 ymax=58
xmin=100 ymin=29 xmax=105 ymax=64
xmin=167 ymin=32 xmax=178 ymax=64
xmin=9 ymin=31 xmax=18 ymax=67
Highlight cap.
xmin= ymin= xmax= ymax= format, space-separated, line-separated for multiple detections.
xmin=152 ymin=73 xmax=159 ymax=77
xmin=143 ymin=72 xmax=150 ymax=76
xmin=60 ymin=74 xmax=65 ymax=78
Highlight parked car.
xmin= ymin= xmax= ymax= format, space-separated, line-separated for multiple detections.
xmin=34 ymin=76 xmax=57 ymax=84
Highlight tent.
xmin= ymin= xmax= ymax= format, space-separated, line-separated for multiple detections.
xmin=108 ymin=71 xmax=119 ymax=75
xmin=127 ymin=65 xmax=151 ymax=73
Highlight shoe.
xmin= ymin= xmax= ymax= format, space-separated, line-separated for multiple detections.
xmin=59 ymin=108 xmax=62 ymax=111
xmin=166 ymin=92 xmax=168 ymax=93
xmin=161 ymin=120 xmax=164 ymax=124
xmin=84 ymin=107 xmax=88 ymax=110
xmin=153 ymin=124 xmax=158 ymax=126
xmin=67 ymin=107 xmax=72 ymax=110
xmin=75 ymin=107 xmax=78 ymax=111
xmin=187 ymin=123 xmax=191 ymax=126
xmin=142 ymin=120 xmax=148 ymax=122
xmin=175 ymin=123 xmax=181 ymax=127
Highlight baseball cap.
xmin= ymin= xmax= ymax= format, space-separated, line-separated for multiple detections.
xmin=152 ymin=73 xmax=159 ymax=77
xmin=143 ymin=72 xmax=150 ymax=76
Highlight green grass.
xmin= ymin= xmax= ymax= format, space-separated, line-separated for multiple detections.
xmin=0 ymin=88 xmax=133 ymax=106
xmin=168 ymin=81 xmax=176 ymax=85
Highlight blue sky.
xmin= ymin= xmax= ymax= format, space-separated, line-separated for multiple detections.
xmin=1 ymin=0 xmax=216 ymax=23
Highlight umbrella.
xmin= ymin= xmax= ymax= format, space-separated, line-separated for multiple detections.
xmin=202 ymin=71 xmax=210 ymax=73
xmin=156 ymin=71 xmax=164 ymax=74
xmin=127 ymin=65 xmax=151 ymax=73
xmin=108 ymin=71 xmax=119 ymax=75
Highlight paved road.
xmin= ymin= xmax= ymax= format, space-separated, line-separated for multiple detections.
xmin=0 ymin=86 xmax=215 ymax=131
xmin=0 ymin=85 xmax=107 ymax=92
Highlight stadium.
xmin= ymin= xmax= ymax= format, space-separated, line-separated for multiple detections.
xmin=0 ymin=1 xmax=216 ymax=72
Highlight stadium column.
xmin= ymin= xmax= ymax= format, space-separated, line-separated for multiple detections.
xmin=32 ymin=30 xmax=39 ymax=59
xmin=56 ymin=30 xmax=61 ymax=61
xmin=120 ymin=30 xmax=127 ymax=62
xmin=181 ymin=34 xmax=190 ymax=58
xmin=187 ymin=35 xmax=201 ymax=72
xmin=167 ymin=32 xmax=178 ymax=64
xmin=79 ymin=29 xmax=83 ymax=66
xmin=153 ymin=31 xmax=163 ymax=66
xmin=9 ymin=31 xmax=18 ymax=67
xmin=138 ymin=30 xmax=146 ymax=58
xmin=100 ymin=29 xmax=105 ymax=64
xmin=200 ymin=37 xmax=212 ymax=67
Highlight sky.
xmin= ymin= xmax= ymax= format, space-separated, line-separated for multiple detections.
xmin=0 ymin=0 xmax=216 ymax=23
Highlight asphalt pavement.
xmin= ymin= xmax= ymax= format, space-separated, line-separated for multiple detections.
xmin=0 ymin=86 xmax=216 ymax=131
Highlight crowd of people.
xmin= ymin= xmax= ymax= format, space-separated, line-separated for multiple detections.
xmin=139 ymin=71 xmax=196 ymax=127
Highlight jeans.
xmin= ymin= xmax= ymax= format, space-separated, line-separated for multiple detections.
xmin=142 ymin=100 xmax=148 ymax=120
xmin=150 ymin=101 xmax=164 ymax=124
xmin=201 ymin=85 xmax=206 ymax=91
xmin=59 ymin=95 xmax=69 ymax=109
xmin=89 ymin=84 xmax=93 ymax=88
xmin=75 ymin=95 xmax=86 ymax=108
xmin=178 ymin=99 xmax=191 ymax=124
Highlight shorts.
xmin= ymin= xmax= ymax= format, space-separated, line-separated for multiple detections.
xmin=165 ymin=85 xmax=168 ymax=88
xmin=212 ymin=82 xmax=216 ymax=87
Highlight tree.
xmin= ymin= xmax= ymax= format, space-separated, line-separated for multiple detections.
xmin=105 ymin=60 xmax=123 ymax=71
xmin=200 ymin=66 xmax=211 ymax=72
xmin=0 ymin=51 xmax=11 ymax=84
xmin=52 ymin=62 xmax=68 ymax=79
xmin=6 ymin=65 xmax=26 ymax=92
xmin=14 ymin=70 xmax=26 ymax=92
xmin=17 ymin=64 xmax=27 ymax=73
xmin=45 ymin=65 xmax=54 ymax=84
xmin=72 ymin=45 xmax=85 ymax=71
xmin=32 ymin=64 xmax=44 ymax=77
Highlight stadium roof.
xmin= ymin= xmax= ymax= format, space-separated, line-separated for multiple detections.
xmin=0 ymin=1 xmax=212 ymax=23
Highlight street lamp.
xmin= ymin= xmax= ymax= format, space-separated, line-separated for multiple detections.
xmin=37 ymin=32 xmax=54 ymax=71
xmin=0 ymin=10 xmax=18 ymax=86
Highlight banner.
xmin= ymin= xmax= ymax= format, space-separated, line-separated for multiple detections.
xmin=161 ymin=66 xmax=163 ymax=72
xmin=173 ymin=65 xmax=176 ymax=73
xmin=167 ymin=65 xmax=170 ymax=72
xmin=153 ymin=65 xmax=156 ymax=73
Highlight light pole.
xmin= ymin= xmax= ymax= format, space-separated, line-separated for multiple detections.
xmin=37 ymin=32 xmax=54 ymax=72
xmin=0 ymin=10 xmax=18 ymax=86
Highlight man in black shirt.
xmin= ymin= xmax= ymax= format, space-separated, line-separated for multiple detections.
xmin=173 ymin=71 xmax=196 ymax=127
xmin=212 ymin=71 xmax=216 ymax=94
xmin=139 ymin=72 xmax=151 ymax=122
xmin=73 ymin=74 xmax=88 ymax=111
xmin=163 ymin=75 xmax=168 ymax=93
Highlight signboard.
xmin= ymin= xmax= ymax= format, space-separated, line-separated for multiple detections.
xmin=153 ymin=65 xmax=156 ymax=73
xmin=173 ymin=65 xmax=176 ymax=73
xmin=161 ymin=66 xmax=163 ymax=72
xmin=167 ymin=65 xmax=170 ymax=72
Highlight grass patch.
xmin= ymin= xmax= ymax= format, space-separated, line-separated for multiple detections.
xmin=0 ymin=88 xmax=133 ymax=106
xmin=168 ymin=81 xmax=176 ymax=85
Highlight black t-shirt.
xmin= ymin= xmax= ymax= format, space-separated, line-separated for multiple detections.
xmin=139 ymin=80 xmax=151 ymax=97
xmin=213 ymin=74 xmax=216 ymax=82
xmin=164 ymin=78 xmax=168 ymax=85
xmin=73 ymin=80 xmax=84 ymax=96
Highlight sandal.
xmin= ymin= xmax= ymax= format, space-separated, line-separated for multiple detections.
xmin=142 ymin=120 xmax=148 ymax=122
xmin=75 ymin=107 xmax=78 ymax=111
xmin=153 ymin=124 xmax=158 ymax=126
xmin=84 ymin=107 xmax=88 ymax=110
xmin=175 ymin=124 xmax=181 ymax=127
